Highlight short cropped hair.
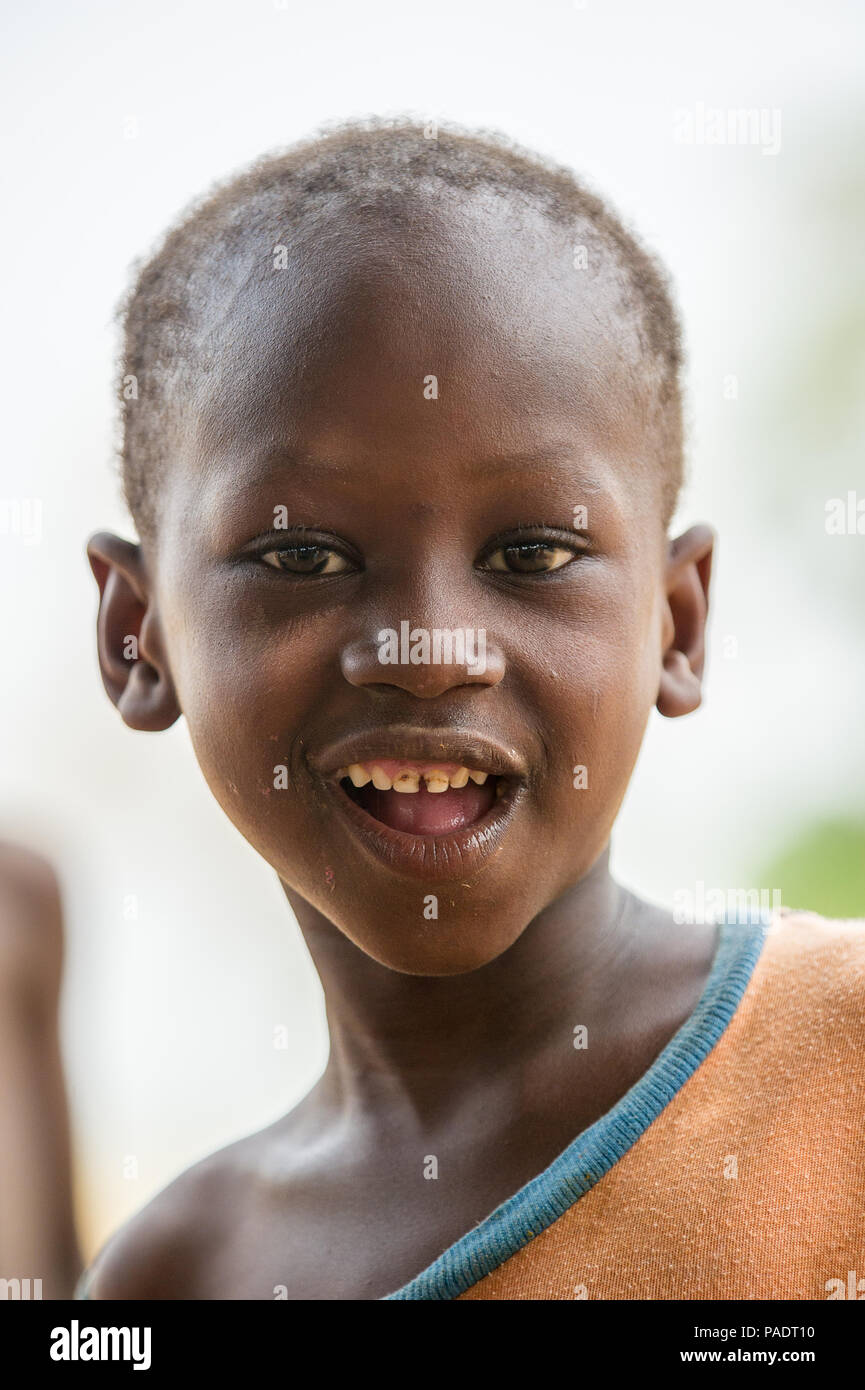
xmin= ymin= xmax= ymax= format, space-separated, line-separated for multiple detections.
xmin=114 ymin=115 xmax=685 ymax=541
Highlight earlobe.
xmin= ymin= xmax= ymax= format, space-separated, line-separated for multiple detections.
xmin=656 ymin=524 xmax=715 ymax=719
xmin=86 ymin=531 xmax=181 ymax=732
xmin=657 ymin=649 xmax=703 ymax=717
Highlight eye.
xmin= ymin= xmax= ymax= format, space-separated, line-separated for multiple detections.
xmin=260 ymin=545 xmax=354 ymax=576
xmin=481 ymin=542 xmax=579 ymax=574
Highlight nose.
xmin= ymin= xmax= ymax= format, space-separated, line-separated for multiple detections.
xmin=341 ymin=621 xmax=505 ymax=698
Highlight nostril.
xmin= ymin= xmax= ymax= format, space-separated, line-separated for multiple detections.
xmin=339 ymin=629 xmax=505 ymax=693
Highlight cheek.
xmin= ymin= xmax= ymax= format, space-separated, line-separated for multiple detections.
xmin=162 ymin=587 xmax=334 ymax=830
xmin=533 ymin=580 xmax=661 ymax=822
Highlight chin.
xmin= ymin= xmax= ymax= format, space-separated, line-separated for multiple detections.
xmin=328 ymin=900 xmax=531 ymax=977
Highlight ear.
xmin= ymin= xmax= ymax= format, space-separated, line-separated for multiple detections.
xmin=656 ymin=523 xmax=714 ymax=718
xmin=86 ymin=531 xmax=181 ymax=731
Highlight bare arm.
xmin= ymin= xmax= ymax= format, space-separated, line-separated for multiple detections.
xmin=0 ymin=845 xmax=82 ymax=1299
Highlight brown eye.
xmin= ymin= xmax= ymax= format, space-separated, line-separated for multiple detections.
xmin=261 ymin=545 xmax=352 ymax=575
xmin=484 ymin=543 xmax=576 ymax=574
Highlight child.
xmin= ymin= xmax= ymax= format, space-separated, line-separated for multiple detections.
xmin=79 ymin=117 xmax=865 ymax=1300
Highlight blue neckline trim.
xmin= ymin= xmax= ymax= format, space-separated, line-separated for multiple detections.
xmin=382 ymin=915 xmax=767 ymax=1299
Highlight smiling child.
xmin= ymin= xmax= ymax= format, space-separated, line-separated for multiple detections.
xmin=78 ymin=117 xmax=865 ymax=1300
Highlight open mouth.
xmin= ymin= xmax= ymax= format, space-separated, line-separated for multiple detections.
xmin=311 ymin=730 xmax=527 ymax=878
xmin=336 ymin=759 xmax=503 ymax=836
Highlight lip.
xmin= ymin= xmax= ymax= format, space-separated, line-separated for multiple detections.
xmin=310 ymin=726 xmax=529 ymax=783
xmin=308 ymin=726 xmax=529 ymax=882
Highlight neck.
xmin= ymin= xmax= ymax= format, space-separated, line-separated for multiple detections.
xmin=283 ymin=847 xmax=642 ymax=1120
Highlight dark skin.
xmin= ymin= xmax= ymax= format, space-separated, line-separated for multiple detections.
xmin=86 ymin=194 xmax=716 ymax=1299
xmin=0 ymin=845 xmax=82 ymax=1299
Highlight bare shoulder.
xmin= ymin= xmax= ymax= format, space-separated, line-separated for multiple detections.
xmin=83 ymin=1131 xmax=267 ymax=1300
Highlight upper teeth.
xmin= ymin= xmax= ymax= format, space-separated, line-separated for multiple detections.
xmin=339 ymin=762 xmax=490 ymax=792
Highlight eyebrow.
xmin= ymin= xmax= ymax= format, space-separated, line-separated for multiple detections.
xmin=238 ymin=444 xmax=609 ymax=487
xmin=468 ymin=446 xmax=605 ymax=481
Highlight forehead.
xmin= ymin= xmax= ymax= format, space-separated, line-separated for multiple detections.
xmin=183 ymin=191 xmax=653 ymax=499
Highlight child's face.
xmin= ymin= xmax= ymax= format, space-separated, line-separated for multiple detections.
xmin=108 ymin=196 xmax=704 ymax=975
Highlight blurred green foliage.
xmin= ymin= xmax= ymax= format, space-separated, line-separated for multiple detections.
xmin=757 ymin=818 xmax=865 ymax=919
